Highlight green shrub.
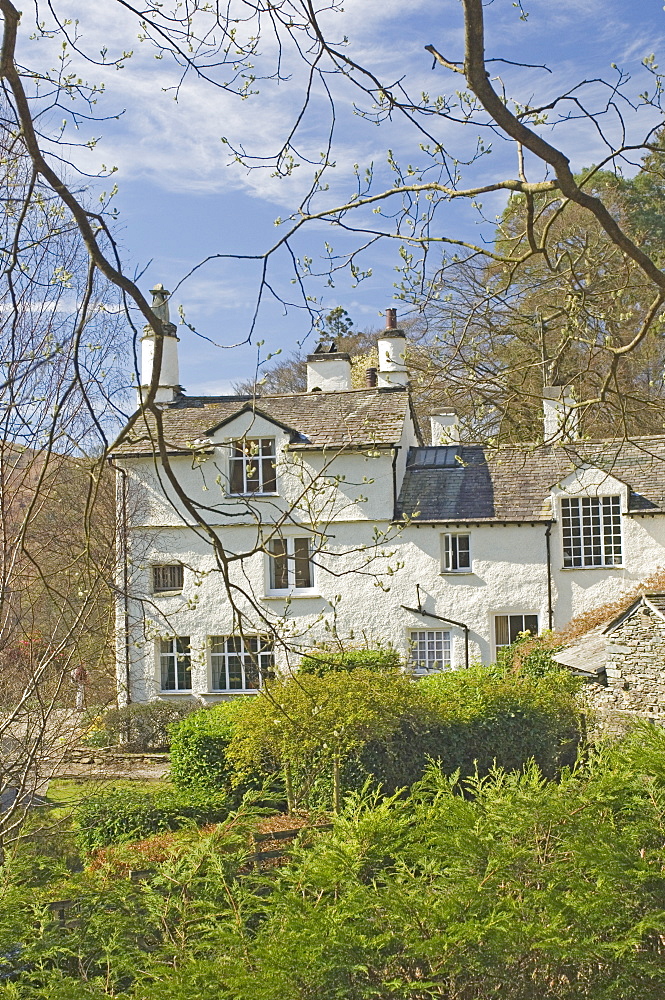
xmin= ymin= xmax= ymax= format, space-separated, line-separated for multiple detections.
xmin=299 ymin=646 xmax=404 ymax=676
xmin=76 ymin=786 xmax=230 ymax=852
xmin=496 ymin=630 xmax=565 ymax=677
xmin=169 ymin=699 xmax=253 ymax=792
xmin=101 ymin=700 xmax=196 ymax=752
xmin=349 ymin=665 xmax=582 ymax=793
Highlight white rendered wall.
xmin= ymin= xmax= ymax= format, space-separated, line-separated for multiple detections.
xmin=306 ymin=357 xmax=352 ymax=392
xmin=140 ymin=332 xmax=180 ymax=403
xmin=118 ymin=419 xmax=665 ymax=702
xmin=121 ymin=503 xmax=665 ymax=704
xmin=125 ymin=413 xmax=401 ymax=530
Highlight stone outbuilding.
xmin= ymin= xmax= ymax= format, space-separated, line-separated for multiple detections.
xmin=553 ymin=594 xmax=665 ymax=732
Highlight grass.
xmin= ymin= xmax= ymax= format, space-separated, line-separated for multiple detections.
xmin=46 ymin=777 xmax=169 ymax=813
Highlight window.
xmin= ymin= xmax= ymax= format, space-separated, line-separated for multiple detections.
xmin=560 ymin=495 xmax=622 ymax=567
xmin=268 ymin=537 xmax=314 ymax=592
xmin=210 ymin=635 xmax=274 ymax=691
xmin=410 ymin=446 xmax=461 ymax=468
xmin=159 ymin=636 xmax=191 ymax=691
xmin=410 ymin=630 xmax=451 ymax=672
xmin=442 ymin=533 xmax=470 ymax=572
xmin=229 ymin=438 xmax=276 ymax=494
xmin=494 ymin=614 xmax=538 ymax=652
xmin=152 ymin=564 xmax=184 ymax=593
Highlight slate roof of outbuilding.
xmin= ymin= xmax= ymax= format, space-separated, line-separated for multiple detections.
xmin=395 ymin=436 xmax=665 ymax=523
xmin=554 ymin=594 xmax=665 ymax=675
xmin=113 ymin=387 xmax=413 ymax=456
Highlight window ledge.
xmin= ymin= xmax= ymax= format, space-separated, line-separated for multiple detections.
xmin=200 ymin=690 xmax=260 ymax=697
xmin=227 ymin=492 xmax=279 ymax=498
xmin=159 ymin=689 xmax=193 ymax=696
xmin=559 ymin=565 xmax=623 ymax=572
xmin=153 ymin=589 xmax=184 ymax=596
xmin=439 ymin=571 xmax=474 ymax=577
xmin=264 ymin=591 xmax=320 ymax=600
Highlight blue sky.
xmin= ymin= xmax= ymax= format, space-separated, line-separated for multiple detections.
xmin=30 ymin=0 xmax=665 ymax=394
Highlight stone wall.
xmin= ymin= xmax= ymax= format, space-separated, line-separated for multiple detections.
xmin=583 ymin=604 xmax=665 ymax=736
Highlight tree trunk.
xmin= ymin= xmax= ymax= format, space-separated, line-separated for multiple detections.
xmin=333 ymin=754 xmax=341 ymax=815
xmin=284 ymin=762 xmax=295 ymax=815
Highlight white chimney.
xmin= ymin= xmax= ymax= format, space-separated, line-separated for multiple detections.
xmin=306 ymin=345 xmax=352 ymax=392
xmin=377 ymin=308 xmax=408 ymax=388
xmin=430 ymin=412 xmax=460 ymax=445
xmin=543 ymin=386 xmax=578 ymax=442
xmin=140 ymin=284 xmax=180 ymax=404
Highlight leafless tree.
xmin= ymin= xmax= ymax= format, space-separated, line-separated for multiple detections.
xmin=0 ymin=0 xmax=663 ymax=835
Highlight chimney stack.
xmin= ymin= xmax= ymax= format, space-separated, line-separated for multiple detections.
xmin=377 ymin=308 xmax=408 ymax=388
xmin=139 ymin=283 xmax=181 ymax=404
xmin=306 ymin=342 xmax=352 ymax=392
xmin=430 ymin=412 xmax=460 ymax=445
xmin=543 ymin=386 xmax=579 ymax=442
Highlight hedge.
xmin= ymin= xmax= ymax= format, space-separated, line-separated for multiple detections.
xmin=169 ymin=662 xmax=583 ymax=807
xmin=298 ymin=646 xmax=403 ymax=676
xmin=99 ymin=700 xmax=196 ymax=752
xmin=348 ymin=665 xmax=583 ymax=793
xmin=169 ymin=698 xmax=256 ymax=793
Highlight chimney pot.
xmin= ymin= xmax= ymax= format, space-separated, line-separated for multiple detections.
xmin=385 ymin=308 xmax=397 ymax=330
xmin=366 ymin=367 xmax=378 ymax=388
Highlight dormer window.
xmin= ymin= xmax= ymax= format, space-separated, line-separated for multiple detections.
xmin=229 ymin=438 xmax=276 ymax=495
xmin=561 ymin=495 xmax=622 ymax=567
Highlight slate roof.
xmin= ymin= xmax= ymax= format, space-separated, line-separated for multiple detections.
xmin=113 ymin=387 xmax=413 ymax=456
xmin=552 ymin=627 xmax=608 ymax=677
xmin=554 ymin=594 xmax=665 ymax=676
xmin=396 ymin=436 xmax=665 ymax=523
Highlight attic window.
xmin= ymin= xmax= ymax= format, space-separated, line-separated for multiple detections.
xmin=410 ymin=446 xmax=461 ymax=468
xmin=229 ymin=438 xmax=277 ymax=494
xmin=561 ymin=495 xmax=622 ymax=567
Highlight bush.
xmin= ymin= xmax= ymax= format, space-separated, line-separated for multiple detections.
xmin=101 ymin=700 xmax=196 ymax=752
xmin=496 ymin=630 xmax=565 ymax=677
xmin=347 ymin=665 xmax=583 ymax=794
xmin=169 ymin=699 xmax=254 ymax=792
xmin=299 ymin=646 xmax=404 ymax=676
xmin=76 ymin=785 xmax=230 ymax=852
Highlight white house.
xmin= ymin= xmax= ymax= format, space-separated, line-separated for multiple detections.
xmin=111 ymin=289 xmax=665 ymax=704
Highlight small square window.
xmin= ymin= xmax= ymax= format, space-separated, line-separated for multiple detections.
xmin=409 ymin=630 xmax=451 ymax=672
xmin=442 ymin=533 xmax=471 ymax=572
xmin=153 ymin=564 xmax=184 ymax=593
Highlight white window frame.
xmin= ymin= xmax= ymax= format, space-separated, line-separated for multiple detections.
xmin=159 ymin=636 xmax=192 ymax=692
xmin=209 ymin=635 xmax=273 ymax=692
xmin=560 ymin=494 xmax=622 ymax=568
xmin=228 ymin=437 xmax=277 ymax=495
xmin=152 ymin=563 xmax=184 ymax=593
xmin=266 ymin=536 xmax=316 ymax=594
xmin=409 ymin=630 xmax=451 ymax=673
xmin=493 ymin=614 xmax=539 ymax=655
xmin=441 ymin=532 xmax=471 ymax=573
